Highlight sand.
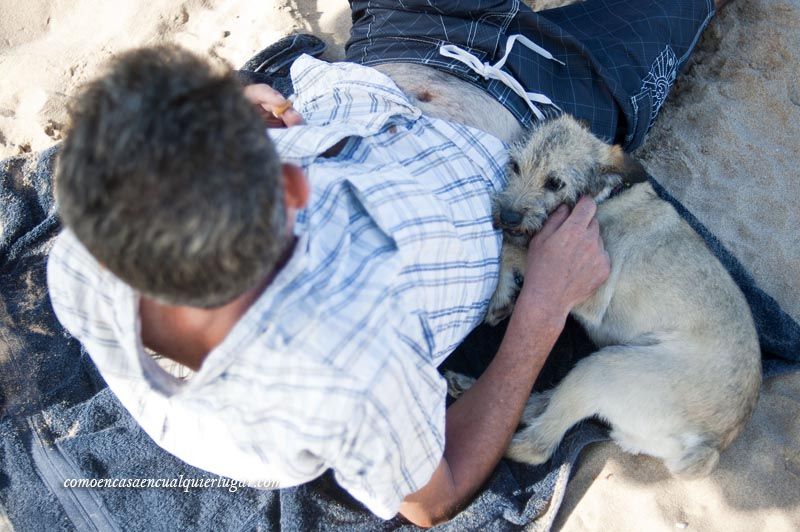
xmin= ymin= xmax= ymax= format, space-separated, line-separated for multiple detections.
xmin=1 ymin=0 xmax=799 ymax=530
xmin=555 ymin=371 xmax=800 ymax=532
xmin=0 ymin=0 xmax=352 ymax=159
xmin=637 ymin=0 xmax=800 ymax=323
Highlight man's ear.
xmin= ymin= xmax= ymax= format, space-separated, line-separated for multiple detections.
xmin=603 ymin=145 xmax=649 ymax=184
xmin=282 ymin=163 xmax=310 ymax=210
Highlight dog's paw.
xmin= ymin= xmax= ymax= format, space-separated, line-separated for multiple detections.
xmin=444 ymin=371 xmax=476 ymax=399
xmin=505 ymin=413 xmax=563 ymax=465
xmin=485 ymin=301 xmax=513 ymax=326
xmin=505 ymin=428 xmax=557 ymax=465
xmin=485 ymin=267 xmax=523 ymax=326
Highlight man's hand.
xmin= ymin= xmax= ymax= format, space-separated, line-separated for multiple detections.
xmin=521 ymin=196 xmax=611 ymax=318
xmin=399 ymin=196 xmax=609 ymax=527
xmin=242 ymin=84 xmax=304 ymax=128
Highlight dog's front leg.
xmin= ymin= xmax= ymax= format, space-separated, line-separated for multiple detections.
xmin=485 ymin=243 xmax=527 ymax=325
xmin=443 ymin=371 xmax=477 ymax=399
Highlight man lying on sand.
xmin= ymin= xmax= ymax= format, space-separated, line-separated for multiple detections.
xmin=47 ymin=0 xmax=727 ymax=526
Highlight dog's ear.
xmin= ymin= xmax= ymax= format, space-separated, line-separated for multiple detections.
xmin=603 ymin=145 xmax=649 ymax=184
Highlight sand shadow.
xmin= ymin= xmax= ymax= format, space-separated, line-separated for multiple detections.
xmin=284 ymin=0 xmax=350 ymax=60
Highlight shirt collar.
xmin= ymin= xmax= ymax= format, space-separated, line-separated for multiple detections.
xmin=116 ymin=229 xmax=312 ymax=394
xmin=267 ymin=55 xmax=422 ymax=164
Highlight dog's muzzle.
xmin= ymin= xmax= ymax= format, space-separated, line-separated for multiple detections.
xmin=498 ymin=209 xmax=523 ymax=228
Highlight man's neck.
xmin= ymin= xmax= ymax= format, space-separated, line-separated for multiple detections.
xmin=139 ymin=278 xmax=268 ymax=371
xmin=138 ymin=238 xmax=297 ymax=371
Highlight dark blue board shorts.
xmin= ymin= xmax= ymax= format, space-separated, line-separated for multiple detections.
xmin=345 ymin=0 xmax=716 ymax=151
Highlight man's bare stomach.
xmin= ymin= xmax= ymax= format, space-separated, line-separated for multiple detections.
xmin=374 ymin=63 xmax=524 ymax=144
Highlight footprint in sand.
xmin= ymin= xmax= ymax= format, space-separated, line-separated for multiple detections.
xmin=44 ymin=120 xmax=63 ymax=141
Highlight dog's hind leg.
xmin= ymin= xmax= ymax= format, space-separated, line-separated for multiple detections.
xmin=505 ymin=347 xmax=621 ymax=465
xmin=506 ymin=343 xmax=685 ymax=466
xmin=507 ymin=342 xmax=726 ymax=477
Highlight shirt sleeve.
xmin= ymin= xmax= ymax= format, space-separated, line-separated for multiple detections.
xmin=46 ymin=229 xmax=118 ymax=347
xmin=331 ymin=347 xmax=448 ymax=519
xmin=47 ymin=233 xmax=106 ymax=339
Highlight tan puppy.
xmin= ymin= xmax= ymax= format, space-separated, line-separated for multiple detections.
xmin=477 ymin=115 xmax=761 ymax=477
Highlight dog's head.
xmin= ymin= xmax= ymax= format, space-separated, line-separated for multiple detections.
xmin=493 ymin=115 xmax=647 ymax=245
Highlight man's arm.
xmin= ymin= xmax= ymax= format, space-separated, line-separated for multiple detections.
xmin=400 ymin=197 xmax=611 ymax=527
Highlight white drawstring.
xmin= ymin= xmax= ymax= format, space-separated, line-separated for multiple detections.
xmin=439 ymin=34 xmax=564 ymax=121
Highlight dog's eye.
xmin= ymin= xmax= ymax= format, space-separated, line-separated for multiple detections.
xmin=509 ymin=159 xmax=520 ymax=174
xmin=544 ymin=173 xmax=565 ymax=192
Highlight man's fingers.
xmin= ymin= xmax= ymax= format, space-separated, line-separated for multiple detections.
xmin=567 ymin=196 xmax=597 ymax=228
xmin=243 ymin=84 xmax=287 ymax=107
xmin=281 ymin=108 xmax=305 ymax=127
xmin=536 ymin=204 xmax=570 ymax=241
xmin=243 ymin=84 xmax=304 ymax=127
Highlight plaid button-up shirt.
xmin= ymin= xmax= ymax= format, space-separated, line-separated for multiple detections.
xmin=47 ymin=55 xmax=509 ymax=518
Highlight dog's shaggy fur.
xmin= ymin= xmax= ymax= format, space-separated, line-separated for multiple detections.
xmin=474 ymin=115 xmax=760 ymax=477
xmin=378 ymin=54 xmax=760 ymax=478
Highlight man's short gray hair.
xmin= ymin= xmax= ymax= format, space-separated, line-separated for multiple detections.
xmin=55 ymin=45 xmax=286 ymax=308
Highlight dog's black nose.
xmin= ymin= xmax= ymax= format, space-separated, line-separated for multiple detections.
xmin=499 ymin=209 xmax=523 ymax=227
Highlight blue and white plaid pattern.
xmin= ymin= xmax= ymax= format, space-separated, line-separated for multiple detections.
xmin=47 ymin=55 xmax=509 ymax=519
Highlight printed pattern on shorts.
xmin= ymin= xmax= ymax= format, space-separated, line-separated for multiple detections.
xmin=347 ymin=0 xmax=716 ymax=150
xmin=630 ymin=45 xmax=679 ymax=143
